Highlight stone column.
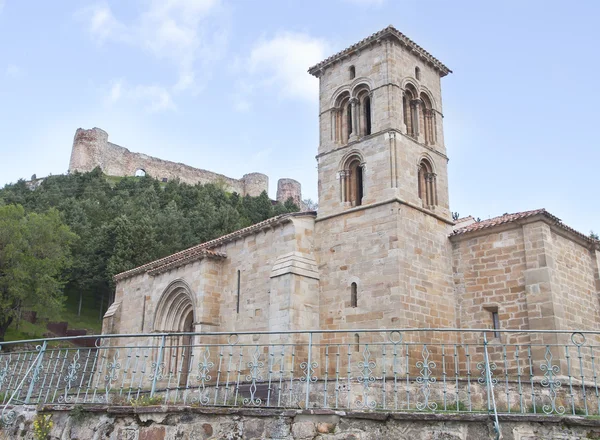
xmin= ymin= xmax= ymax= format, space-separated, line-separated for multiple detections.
xmin=522 ymin=222 xmax=566 ymax=366
xmin=349 ymin=98 xmax=359 ymax=142
xmin=411 ymin=99 xmax=420 ymax=139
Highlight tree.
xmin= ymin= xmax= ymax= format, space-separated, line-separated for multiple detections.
xmin=0 ymin=205 xmax=76 ymax=341
xmin=303 ymin=198 xmax=318 ymax=211
xmin=591 ymin=231 xmax=599 ymax=240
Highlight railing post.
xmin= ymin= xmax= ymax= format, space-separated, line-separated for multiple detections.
xmin=483 ymin=332 xmax=501 ymax=440
xmin=305 ymin=332 xmax=313 ymax=409
xmin=151 ymin=335 xmax=166 ymax=398
xmin=24 ymin=341 xmax=47 ymax=404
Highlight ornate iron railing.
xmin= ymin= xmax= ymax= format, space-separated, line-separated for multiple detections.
xmin=1 ymin=329 xmax=599 ymax=434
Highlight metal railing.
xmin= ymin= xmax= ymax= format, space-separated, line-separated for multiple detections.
xmin=1 ymin=328 xmax=599 ymax=433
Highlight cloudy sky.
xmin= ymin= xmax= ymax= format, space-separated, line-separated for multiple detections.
xmin=1 ymin=0 xmax=599 ymax=234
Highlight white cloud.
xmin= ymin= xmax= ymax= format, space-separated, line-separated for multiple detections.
xmin=233 ymin=32 xmax=327 ymax=107
xmin=5 ymin=64 xmax=21 ymax=78
xmin=77 ymin=0 xmax=227 ymax=105
xmin=132 ymin=85 xmax=176 ymax=112
xmin=105 ymin=79 xmax=175 ymax=113
xmin=83 ymin=3 xmax=127 ymax=43
xmin=108 ymin=79 xmax=123 ymax=103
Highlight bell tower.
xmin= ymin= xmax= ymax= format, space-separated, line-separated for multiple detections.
xmin=311 ymin=26 xmax=457 ymax=335
xmin=309 ymin=25 xmax=452 ymax=221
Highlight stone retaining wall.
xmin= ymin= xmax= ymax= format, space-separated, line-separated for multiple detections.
xmin=3 ymin=405 xmax=600 ymax=440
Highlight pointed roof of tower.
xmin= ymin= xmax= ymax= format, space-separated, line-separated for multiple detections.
xmin=308 ymin=25 xmax=452 ymax=78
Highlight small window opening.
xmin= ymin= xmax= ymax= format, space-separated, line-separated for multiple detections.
xmin=415 ymin=66 xmax=421 ymax=80
xmin=491 ymin=311 xmax=500 ymax=339
xmin=135 ymin=169 xmax=146 ymax=177
xmin=354 ymin=333 xmax=360 ymax=352
xmin=236 ymin=270 xmax=241 ymax=314
xmin=350 ymin=282 xmax=358 ymax=307
xmin=162 ymin=177 xmax=168 ymax=183
xmin=349 ymin=65 xmax=356 ymax=79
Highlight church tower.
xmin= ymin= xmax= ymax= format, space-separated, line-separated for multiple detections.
xmin=310 ymin=26 xmax=456 ymax=337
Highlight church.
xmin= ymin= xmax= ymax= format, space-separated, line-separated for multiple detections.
xmin=103 ymin=25 xmax=600 ymax=348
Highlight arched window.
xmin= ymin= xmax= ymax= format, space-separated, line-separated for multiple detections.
xmin=349 ymin=65 xmax=356 ymax=79
xmin=403 ymin=84 xmax=419 ymax=138
xmin=340 ymin=154 xmax=365 ymax=206
xmin=420 ymin=93 xmax=436 ymax=145
xmin=415 ymin=66 xmax=421 ymax=80
xmin=348 ymin=158 xmax=363 ymax=206
xmin=418 ymin=158 xmax=437 ymax=209
xmin=334 ymin=92 xmax=352 ymax=144
xmin=135 ymin=169 xmax=146 ymax=177
xmin=351 ymin=282 xmax=358 ymax=307
xmin=354 ymin=333 xmax=360 ymax=352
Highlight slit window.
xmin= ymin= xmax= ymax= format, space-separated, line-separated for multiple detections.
xmin=349 ymin=65 xmax=356 ymax=79
xmin=236 ymin=270 xmax=241 ymax=314
xmin=354 ymin=333 xmax=360 ymax=352
xmin=351 ymin=282 xmax=358 ymax=307
xmin=415 ymin=66 xmax=421 ymax=80
xmin=492 ymin=311 xmax=500 ymax=338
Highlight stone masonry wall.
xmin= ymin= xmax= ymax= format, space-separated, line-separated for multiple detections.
xmin=452 ymin=227 xmax=529 ymax=340
xmin=108 ymin=215 xmax=318 ymax=337
xmin=69 ymin=128 xmax=269 ymax=197
xmin=314 ymin=201 xmax=456 ymax=353
xmin=5 ymin=405 xmax=600 ymax=440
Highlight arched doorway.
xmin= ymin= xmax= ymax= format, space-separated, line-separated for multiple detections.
xmin=154 ymin=280 xmax=195 ymax=388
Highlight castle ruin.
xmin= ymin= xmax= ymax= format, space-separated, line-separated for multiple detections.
xmin=68 ymin=127 xmax=302 ymax=203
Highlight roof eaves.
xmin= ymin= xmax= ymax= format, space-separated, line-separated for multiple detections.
xmin=113 ymin=211 xmax=317 ymax=282
xmin=308 ymin=25 xmax=451 ymax=77
xmin=449 ymin=209 xmax=599 ymax=249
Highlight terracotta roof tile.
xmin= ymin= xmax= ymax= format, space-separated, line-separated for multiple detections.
xmin=451 ymin=209 xmax=599 ymax=247
xmin=308 ymin=25 xmax=451 ymax=77
xmin=451 ymin=209 xmax=549 ymax=235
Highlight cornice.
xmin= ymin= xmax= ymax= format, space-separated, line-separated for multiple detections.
xmin=308 ymin=25 xmax=451 ymax=78
xmin=315 ymin=128 xmax=449 ymax=162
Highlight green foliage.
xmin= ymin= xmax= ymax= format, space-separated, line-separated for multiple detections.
xmin=0 ymin=204 xmax=76 ymax=341
xmin=591 ymin=231 xmax=599 ymax=240
xmin=0 ymin=170 xmax=300 ymax=333
xmin=70 ymin=405 xmax=86 ymax=422
xmin=32 ymin=414 xmax=53 ymax=440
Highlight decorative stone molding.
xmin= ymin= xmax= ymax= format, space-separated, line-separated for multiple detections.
xmin=270 ymin=251 xmax=320 ymax=280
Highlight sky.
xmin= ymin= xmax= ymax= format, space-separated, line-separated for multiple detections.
xmin=0 ymin=0 xmax=599 ymax=235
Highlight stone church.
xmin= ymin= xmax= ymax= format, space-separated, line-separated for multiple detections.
xmin=103 ymin=26 xmax=600 ymax=345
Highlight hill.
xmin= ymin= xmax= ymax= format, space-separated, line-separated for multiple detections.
xmin=0 ymin=168 xmax=299 ymax=340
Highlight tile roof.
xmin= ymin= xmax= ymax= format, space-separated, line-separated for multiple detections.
xmin=114 ymin=211 xmax=317 ymax=282
xmin=450 ymin=209 xmax=599 ymax=247
xmin=308 ymin=25 xmax=451 ymax=77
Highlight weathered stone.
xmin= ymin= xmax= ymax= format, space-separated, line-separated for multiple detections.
xmin=291 ymin=421 xmax=315 ymax=439
xmin=316 ymin=422 xmax=336 ymax=433
xmin=201 ymin=423 xmax=213 ymax=436
xmin=139 ymin=426 xmax=165 ymax=440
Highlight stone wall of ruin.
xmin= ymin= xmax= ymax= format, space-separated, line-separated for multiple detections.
xmin=68 ymin=127 xmax=270 ymax=197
